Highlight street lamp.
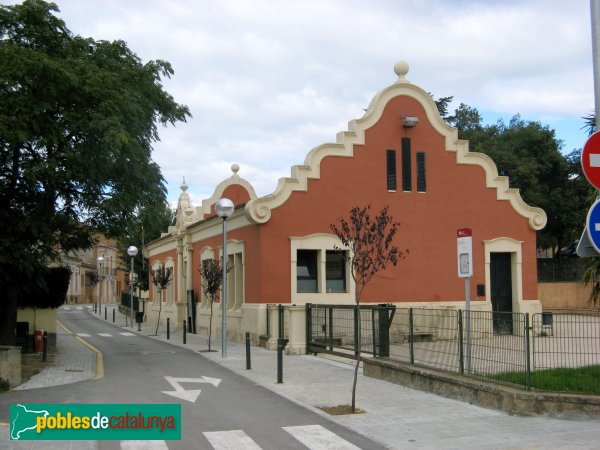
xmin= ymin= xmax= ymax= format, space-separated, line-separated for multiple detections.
xmin=97 ymin=256 xmax=104 ymax=314
xmin=215 ymin=198 xmax=234 ymax=358
xmin=127 ymin=246 xmax=138 ymax=329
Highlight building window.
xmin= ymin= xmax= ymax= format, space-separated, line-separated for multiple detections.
xmin=386 ymin=149 xmax=396 ymax=191
xmin=402 ymin=138 xmax=412 ymax=191
xmin=326 ymin=251 xmax=346 ymax=292
xmin=297 ymin=250 xmax=318 ymax=293
xmin=417 ymin=152 xmax=426 ymax=192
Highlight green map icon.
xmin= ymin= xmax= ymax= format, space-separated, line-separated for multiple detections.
xmin=10 ymin=404 xmax=49 ymax=440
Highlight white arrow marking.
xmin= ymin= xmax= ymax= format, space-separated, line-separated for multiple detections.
xmin=596 ymin=223 xmax=600 ymax=232
xmin=590 ymin=154 xmax=600 ymax=167
xmin=161 ymin=376 xmax=222 ymax=402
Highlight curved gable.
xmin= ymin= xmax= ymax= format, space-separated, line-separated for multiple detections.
xmin=245 ymin=61 xmax=546 ymax=231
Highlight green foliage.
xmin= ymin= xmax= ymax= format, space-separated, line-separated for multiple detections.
xmin=17 ymin=266 xmax=71 ymax=308
xmin=0 ymin=1 xmax=189 ymax=344
xmin=434 ymin=95 xmax=590 ymax=255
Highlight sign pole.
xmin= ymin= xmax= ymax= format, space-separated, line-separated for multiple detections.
xmin=465 ymin=277 xmax=472 ymax=374
xmin=457 ymin=228 xmax=473 ymax=374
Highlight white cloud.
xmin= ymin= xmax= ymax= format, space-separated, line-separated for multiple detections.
xmin=43 ymin=0 xmax=596 ymax=202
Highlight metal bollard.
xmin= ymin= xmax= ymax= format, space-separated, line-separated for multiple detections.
xmin=246 ymin=332 xmax=251 ymax=370
xmin=167 ymin=318 xmax=170 ymax=340
xmin=183 ymin=321 xmax=186 ymax=344
xmin=112 ymin=309 xmax=115 ymax=323
xmin=42 ymin=331 xmax=48 ymax=362
xmin=104 ymin=307 xmax=107 ymax=320
xmin=277 ymin=338 xmax=288 ymax=383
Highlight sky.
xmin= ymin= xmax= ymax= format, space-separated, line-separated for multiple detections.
xmin=21 ymin=0 xmax=599 ymax=204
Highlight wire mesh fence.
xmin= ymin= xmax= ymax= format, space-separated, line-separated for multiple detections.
xmin=305 ymin=303 xmax=600 ymax=394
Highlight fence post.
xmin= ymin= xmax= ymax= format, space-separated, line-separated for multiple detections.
xmin=525 ymin=313 xmax=531 ymax=390
xmin=246 ymin=332 xmax=252 ymax=369
xmin=42 ymin=331 xmax=48 ymax=362
xmin=354 ymin=305 xmax=360 ymax=357
xmin=305 ymin=304 xmax=312 ymax=355
xmin=457 ymin=310 xmax=464 ymax=375
xmin=278 ymin=304 xmax=284 ymax=339
xmin=408 ymin=308 xmax=414 ymax=365
xmin=328 ymin=306 xmax=334 ymax=352
xmin=378 ymin=305 xmax=391 ymax=358
xmin=167 ymin=318 xmax=170 ymax=340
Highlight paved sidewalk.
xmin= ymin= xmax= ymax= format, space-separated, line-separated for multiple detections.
xmin=10 ymin=304 xmax=600 ymax=449
xmin=13 ymin=318 xmax=96 ymax=390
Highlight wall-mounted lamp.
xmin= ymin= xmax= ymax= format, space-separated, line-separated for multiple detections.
xmin=401 ymin=116 xmax=419 ymax=128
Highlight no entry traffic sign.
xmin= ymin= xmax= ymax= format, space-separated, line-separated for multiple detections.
xmin=582 ymin=131 xmax=600 ymax=189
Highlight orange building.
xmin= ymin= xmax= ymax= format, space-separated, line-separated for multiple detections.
xmin=146 ymin=61 xmax=546 ymax=352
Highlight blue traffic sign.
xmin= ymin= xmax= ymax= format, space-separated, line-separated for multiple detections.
xmin=586 ymin=200 xmax=600 ymax=252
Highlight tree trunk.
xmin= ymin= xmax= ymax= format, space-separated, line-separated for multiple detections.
xmin=0 ymin=294 xmax=17 ymax=346
xmin=208 ymin=298 xmax=214 ymax=351
xmin=154 ymin=291 xmax=163 ymax=336
xmin=352 ymin=304 xmax=361 ymax=413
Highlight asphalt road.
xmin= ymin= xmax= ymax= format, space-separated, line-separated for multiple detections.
xmin=1 ymin=309 xmax=385 ymax=449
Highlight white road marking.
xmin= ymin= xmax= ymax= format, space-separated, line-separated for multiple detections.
xmin=120 ymin=441 xmax=168 ymax=450
xmin=203 ymin=430 xmax=262 ymax=450
xmin=98 ymin=333 xmax=112 ymax=337
xmin=162 ymin=376 xmax=221 ymax=402
xmin=283 ymin=425 xmax=361 ymax=450
xmin=119 ymin=332 xmax=135 ymax=336
xmin=76 ymin=333 xmax=90 ymax=337
xmin=591 ymin=154 xmax=600 ymax=167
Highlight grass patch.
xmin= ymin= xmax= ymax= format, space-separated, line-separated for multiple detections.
xmin=491 ymin=365 xmax=600 ymax=394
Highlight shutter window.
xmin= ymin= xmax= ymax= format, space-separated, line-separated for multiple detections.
xmin=386 ymin=149 xmax=396 ymax=191
xmin=417 ymin=152 xmax=426 ymax=192
xmin=402 ymin=138 xmax=412 ymax=192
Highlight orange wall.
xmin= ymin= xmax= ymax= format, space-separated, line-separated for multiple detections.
xmin=249 ymin=96 xmax=538 ymax=304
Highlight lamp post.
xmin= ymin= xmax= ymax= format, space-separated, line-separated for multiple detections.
xmin=127 ymin=246 xmax=138 ymax=329
xmin=215 ymin=198 xmax=234 ymax=358
xmin=97 ymin=256 xmax=104 ymax=314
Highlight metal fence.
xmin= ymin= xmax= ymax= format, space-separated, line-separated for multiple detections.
xmin=537 ymin=258 xmax=586 ymax=282
xmin=306 ymin=304 xmax=396 ymax=358
xmin=307 ymin=304 xmax=600 ymax=394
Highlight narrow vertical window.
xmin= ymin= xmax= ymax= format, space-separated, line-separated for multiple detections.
xmin=326 ymin=251 xmax=346 ymax=292
xmin=297 ymin=250 xmax=318 ymax=293
xmin=417 ymin=152 xmax=426 ymax=192
xmin=386 ymin=149 xmax=396 ymax=191
xmin=402 ymin=138 xmax=412 ymax=191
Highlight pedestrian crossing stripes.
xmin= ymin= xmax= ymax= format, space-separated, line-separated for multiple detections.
xmin=283 ymin=424 xmax=361 ymax=450
xmin=203 ymin=430 xmax=262 ymax=449
xmin=202 ymin=425 xmax=360 ymax=450
xmin=76 ymin=332 xmax=136 ymax=338
xmin=120 ymin=441 xmax=169 ymax=450
xmin=61 ymin=306 xmax=93 ymax=310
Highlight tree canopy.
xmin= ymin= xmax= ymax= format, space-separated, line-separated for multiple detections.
xmin=431 ymin=95 xmax=592 ymax=255
xmin=0 ymin=0 xmax=190 ymax=344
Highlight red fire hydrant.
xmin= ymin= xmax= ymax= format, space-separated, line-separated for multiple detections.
xmin=34 ymin=329 xmax=44 ymax=353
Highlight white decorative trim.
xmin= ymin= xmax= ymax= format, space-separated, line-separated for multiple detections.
xmin=244 ymin=62 xmax=546 ymax=231
xmin=199 ymin=169 xmax=258 ymax=218
xmin=290 ymin=234 xmax=355 ymax=305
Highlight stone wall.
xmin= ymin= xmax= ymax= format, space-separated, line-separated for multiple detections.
xmin=0 ymin=346 xmax=21 ymax=387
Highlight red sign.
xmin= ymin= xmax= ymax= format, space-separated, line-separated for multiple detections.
xmin=457 ymin=228 xmax=472 ymax=238
xmin=582 ymin=131 xmax=600 ymax=189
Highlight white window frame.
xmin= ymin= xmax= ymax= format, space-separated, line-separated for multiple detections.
xmin=290 ymin=234 xmax=354 ymax=305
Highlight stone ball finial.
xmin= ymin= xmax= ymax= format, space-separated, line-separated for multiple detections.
xmin=231 ymin=163 xmax=240 ymax=176
xmin=181 ymin=176 xmax=188 ymax=192
xmin=394 ymin=61 xmax=409 ymax=81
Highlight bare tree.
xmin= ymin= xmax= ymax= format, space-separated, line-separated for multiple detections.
xmin=199 ymin=259 xmax=229 ymax=351
xmin=151 ymin=264 xmax=173 ymax=336
xmin=331 ymin=205 xmax=407 ymax=412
